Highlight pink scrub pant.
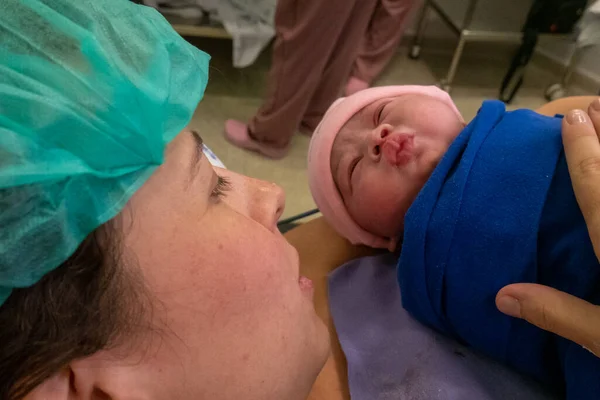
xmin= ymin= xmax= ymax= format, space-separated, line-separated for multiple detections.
xmin=248 ymin=0 xmax=416 ymax=147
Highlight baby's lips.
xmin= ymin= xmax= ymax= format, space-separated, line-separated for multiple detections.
xmin=382 ymin=133 xmax=414 ymax=166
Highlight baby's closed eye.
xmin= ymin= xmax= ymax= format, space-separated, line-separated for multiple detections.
xmin=374 ymin=104 xmax=386 ymax=126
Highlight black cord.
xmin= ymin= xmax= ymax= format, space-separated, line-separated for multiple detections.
xmin=277 ymin=208 xmax=320 ymax=227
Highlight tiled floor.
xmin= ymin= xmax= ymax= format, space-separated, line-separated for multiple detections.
xmin=188 ymin=37 xmax=582 ymax=220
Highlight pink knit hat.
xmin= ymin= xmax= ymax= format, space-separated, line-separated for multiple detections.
xmin=307 ymin=85 xmax=463 ymax=250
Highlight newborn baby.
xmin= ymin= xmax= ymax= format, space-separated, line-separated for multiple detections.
xmin=308 ymin=86 xmax=464 ymax=250
xmin=307 ymin=86 xmax=600 ymax=399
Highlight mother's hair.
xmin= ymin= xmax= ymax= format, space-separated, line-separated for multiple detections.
xmin=0 ymin=222 xmax=151 ymax=399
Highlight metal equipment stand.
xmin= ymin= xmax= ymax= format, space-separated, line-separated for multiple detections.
xmin=410 ymin=0 xmax=526 ymax=92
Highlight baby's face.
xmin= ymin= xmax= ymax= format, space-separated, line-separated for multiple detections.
xmin=330 ymin=94 xmax=464 ymax=239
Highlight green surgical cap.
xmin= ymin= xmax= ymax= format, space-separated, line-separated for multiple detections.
xmin=0 ymin=0 xmax=210 ymax=305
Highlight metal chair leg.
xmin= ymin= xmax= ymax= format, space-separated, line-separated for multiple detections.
xmin=561 ymin=46 xmax=584 ymax=89
xmin=544 ymin=45 xmax=586 ymax=101
xmin=439 ymin=0 xmax=478 ymax=92
xmin=440 ymin=33 xmax=467 ymax=92
xmin=410 ymin=0 xmax=431 ymax=59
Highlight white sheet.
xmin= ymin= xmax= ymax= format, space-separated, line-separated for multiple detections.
xmin=577 ymin=0 xmax=600 ymax=47
xmin=144 ymin=0 xmax=275 ymax=67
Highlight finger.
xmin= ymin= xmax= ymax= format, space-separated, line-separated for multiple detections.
xmin=588 ymin=98 xmax=600 ymax=136
xmin=562 ymin=108 xmax=600 ymax=255
xmin=497 ymin=283 xmax=600 ymax=357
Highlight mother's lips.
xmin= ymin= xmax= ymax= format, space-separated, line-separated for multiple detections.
xmin=382 ymin=132 xmax=415 ymax=166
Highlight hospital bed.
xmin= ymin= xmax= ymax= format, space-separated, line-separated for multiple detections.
xmin=137 ymin=0 xmax=275 ymax=68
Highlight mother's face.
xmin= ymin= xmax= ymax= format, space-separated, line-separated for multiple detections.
xmin=77 ymin=131 xmax=329 ymax=399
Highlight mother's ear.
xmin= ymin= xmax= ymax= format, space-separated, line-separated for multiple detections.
xmin=24 ymin=355 xmax=138 ymax=400
xmin=24 ymin=368 xmax=72 ymax=400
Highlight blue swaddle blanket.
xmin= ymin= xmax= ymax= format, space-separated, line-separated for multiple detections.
xmin=398 ymin=100 xmax=600 ymax=399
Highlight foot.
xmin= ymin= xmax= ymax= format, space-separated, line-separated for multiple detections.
xmin=224 ymin=120 xmax=289 ymax=159
xmin=344 ymin=76 xmax=369 ymax=96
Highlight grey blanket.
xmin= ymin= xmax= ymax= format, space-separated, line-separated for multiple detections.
xmin=328 ymin=253 xmax=557 ymax=400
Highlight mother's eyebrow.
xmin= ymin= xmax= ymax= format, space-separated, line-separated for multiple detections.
xmin=186 ymin=130 xmax=204 ymax=188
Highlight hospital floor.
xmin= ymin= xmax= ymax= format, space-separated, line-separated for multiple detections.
xmin=188 ymin=38 xmax=587 ymax=220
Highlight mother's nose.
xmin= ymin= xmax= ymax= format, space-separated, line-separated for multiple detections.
xmin=247 ymin=178 xmax=285 ymax=231
xmin=367 ymin=124 xmax=393 ymax=162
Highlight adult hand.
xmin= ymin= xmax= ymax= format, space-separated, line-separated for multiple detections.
xmin=496 ymin=99 xmax=600 ymax=357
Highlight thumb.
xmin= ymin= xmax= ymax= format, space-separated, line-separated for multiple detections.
xmin=496 ymin=283 xmax=600 ymax=357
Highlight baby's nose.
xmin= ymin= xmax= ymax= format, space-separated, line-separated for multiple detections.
xmin=367 ymin=125 xmax=392 ymax=161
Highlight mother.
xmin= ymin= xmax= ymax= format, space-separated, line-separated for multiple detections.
xmin=2 ymin=1 xmax=600 ymax=400
xmin=0 ymin=1 xmax=328 ymax=399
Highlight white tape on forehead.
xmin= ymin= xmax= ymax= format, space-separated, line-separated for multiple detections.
xmin=202 ymin=144 xmax=226 ymax=169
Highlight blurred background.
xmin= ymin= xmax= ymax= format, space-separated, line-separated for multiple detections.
xmin=140 ymin=0 xmax=600 ymax=221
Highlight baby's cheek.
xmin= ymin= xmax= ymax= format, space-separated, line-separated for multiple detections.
xmin=349 ymin=189 xmax=407 ymax=238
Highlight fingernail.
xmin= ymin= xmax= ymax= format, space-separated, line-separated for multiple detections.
xmin=591 ymin=98 xmax=600 ymax=112
xmin=566 ymin=109 xmax=589 ymax=125
xmin=497 ymin=296 xmax=522 ymax=318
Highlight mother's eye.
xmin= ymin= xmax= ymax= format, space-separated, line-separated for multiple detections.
xmin=211 ymin=176 xmax=231 ymax=200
